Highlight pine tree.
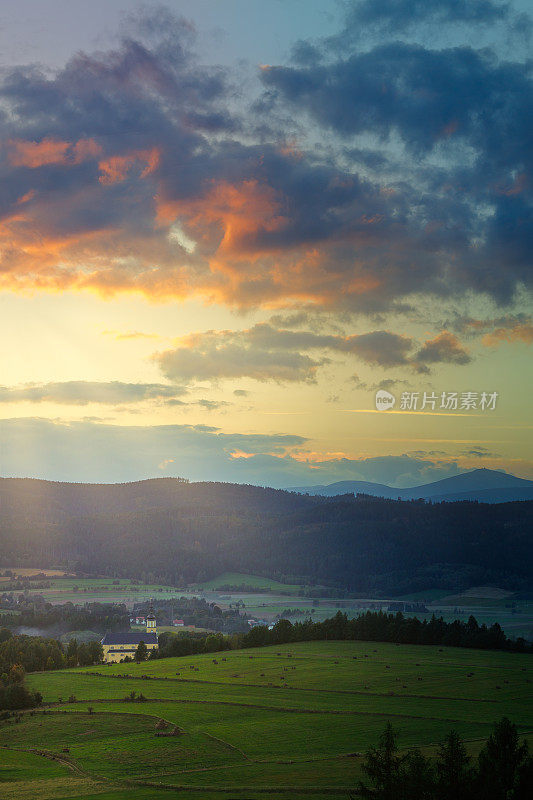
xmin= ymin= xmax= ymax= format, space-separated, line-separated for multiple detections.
xmin=477 ymin=717 xmax=531 ymax=800
xmin=400 ymin=748 xmax=435 ymax=800
xmin=436 ymin=729 xmax=473 ymax=800
xmin=359 ymin=723 xmax=403 ymax=800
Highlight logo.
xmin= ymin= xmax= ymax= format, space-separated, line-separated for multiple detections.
xmin=375 ymin=390 xmax=396 ymax=411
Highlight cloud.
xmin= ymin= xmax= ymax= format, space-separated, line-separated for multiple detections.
xmin=153 ymin=324 xmax=419 ymax=384
xmin=196 ymin=399 xmax=231 ymax=410
xmin=447 ymin=312 xmax=532 ymax=336
xmin=154 ymin=336 xmax=327 ymax=384
xmin=102 ymin=329 xmax=162 ymax=340
xmin=0 ymin=6 xmax=530 ymax=315
xmin=350 ymin=374 xmax=411 ymax=391
xmin=344 ymin=331 xmax=413 ymax=367
xmin=98 ymin=147 xmax=160 ymax=185
xmin=6 ymin=137 xmax=102 ymax=168
xmin=342 ymin=0 xmax=512 ymax=35
xmin=153 ymin=322 xmax=471 ymax=384
xmin=413 ymin=332 xmax=471 ymax=367
xmin=1 ymin=416 xmax=520 ymax=486
xmin=482 ymin=322 xmax=533 ymax=346
xmin=0 ymin=381 xmax=188 ymax=405
xmin=0 ymin=417 xmax=308 ymax=484
xmin=461 ymin=446 xmax=501 ymax=458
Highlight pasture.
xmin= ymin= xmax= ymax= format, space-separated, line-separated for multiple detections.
xmin=1 ymin=640 xmax=530 ymax=800
xmin=195 ymin=572 xmax=302 ymax=593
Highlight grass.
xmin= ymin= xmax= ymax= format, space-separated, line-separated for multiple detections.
xmin=2 ymin=639 xmax=527 ymax=799
xmin=194 ymin=572 xmax=302 ymax=593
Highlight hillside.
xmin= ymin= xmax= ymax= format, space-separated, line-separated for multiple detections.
xmin=3 ymin=641 xmax=528 ymax=799
xmin=0 ymin=477 xmax=531 ymax=594
xmin=291 ymin=468 xmax=533 ymax=502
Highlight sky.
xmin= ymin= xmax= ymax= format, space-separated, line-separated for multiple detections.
xmin=0 ymin=0 xmax=531 ymax=488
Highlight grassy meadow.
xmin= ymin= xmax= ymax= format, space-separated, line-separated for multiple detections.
xmin=0 ymin=640 xmax=530 ymax=800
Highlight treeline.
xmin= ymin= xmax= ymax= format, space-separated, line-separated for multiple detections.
xmin=1 ymin=478 xmax=531 ymax=594
xmin=0 ymin=664 xmax=42 ymax=711
xmin=357 ymin=717 xmax=532 ymax=799
xmin=154 ymin=610 xmax=531 ymax=661
xmin=0 ymin=630 xmax=103 ymax=676
xmin=240 ymin=611 xmax=531 ymax=653
xmin=0 ymin=598 xmax=130 ymax=635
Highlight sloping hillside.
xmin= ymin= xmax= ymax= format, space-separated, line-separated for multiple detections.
xmin=0 ymin=477 xmax=531 ymax=594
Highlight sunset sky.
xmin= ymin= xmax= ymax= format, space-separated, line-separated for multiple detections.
xmin=0 ymin=0 xmax=531 ymax=487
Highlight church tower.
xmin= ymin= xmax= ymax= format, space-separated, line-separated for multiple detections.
xmin=146 ymin=599 xmax=157 ymax=636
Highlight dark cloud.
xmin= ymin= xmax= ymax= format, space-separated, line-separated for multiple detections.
xmin=413 ymin=332 xmax=471 ymax=366
xmin=0 ymin=5 xmax=530 ymax=314
xmin=344 ymin=330 xmax=413 ymax=367
xmin=261 ymin=42 xmax=530 ymax=160
xmin=260 ymin=33 xmax=532 ymax=305
xmin=446 ymin=312 xmax=531 ymax=335
xmin=343 ymin=0 xmax=511 ymax=33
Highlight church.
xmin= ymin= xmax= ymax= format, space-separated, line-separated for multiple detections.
xmin=101 ymin=601 xmax=159 ymax=663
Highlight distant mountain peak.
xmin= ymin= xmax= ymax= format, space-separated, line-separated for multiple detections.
xmin=289 ymin=468 xmax=533 ymax=503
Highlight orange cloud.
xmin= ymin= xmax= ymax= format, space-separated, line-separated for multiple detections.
xmin=16 ymin=189 xmax=36 ymax=205
xmin=154 ymin=179 xmax=384 ymax=308
xmin=98 ymin=147 xmax=161 ymax=185
xmin=157 ymin=179 xmax=287 ymax=253
xmin=482 ymin=323 xmax=533 ymax=347
xmin=7 ymin=137 xmax=102 ymax=168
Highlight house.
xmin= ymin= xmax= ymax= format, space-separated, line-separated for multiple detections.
xmin=101 ymin=601 xmax=158 ymax=663
xmin=173 ymin=619 xmax=184 ymax=627
xmin=135 ymin=615 xmax=146 ymax=625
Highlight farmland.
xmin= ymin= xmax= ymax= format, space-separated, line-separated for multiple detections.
xmin=2 ymin=564 xmax=532 ymax=641
xmin=1 ymin=640 xmax=531 ymax=800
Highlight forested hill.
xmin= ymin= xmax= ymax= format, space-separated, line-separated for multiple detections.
xmin=0 ymin=477 xmax=531 ymax=594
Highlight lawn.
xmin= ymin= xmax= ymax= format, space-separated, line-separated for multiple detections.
xmin=4 ymin=640 xmax=531 ymax=800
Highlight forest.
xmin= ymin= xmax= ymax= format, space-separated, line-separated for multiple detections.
xmin=0 ymin=477 xmax=531 ymax=594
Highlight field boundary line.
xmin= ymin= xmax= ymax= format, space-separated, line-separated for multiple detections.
xmin=46 ymin=698 xmax=500 ymax=725
xmin=48 ymin=670 xmax=505 ymax=703
xmin=204 ymin=731 xmax=250 ymax=760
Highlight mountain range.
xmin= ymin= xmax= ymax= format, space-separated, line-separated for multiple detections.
xmin=0 ymin=473 xmax=531 ymax=594
xmin=289 ymin=468 xmax=533 ymax=503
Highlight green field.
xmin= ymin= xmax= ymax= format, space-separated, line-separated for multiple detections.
xmin=195 ymin=572 xmax=302 ymax=593
xmin=0 ymin=576 xmax=184 ymax=606
xmin=0 ymin=640 xmax=529 ymax=800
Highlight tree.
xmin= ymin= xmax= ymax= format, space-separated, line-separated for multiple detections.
xmin=66 ymin=638 xmax=78 ymax=667
xmin=400 ymin=749 xmax=435 ymax=800
xmin=359 ymin=723 xmax=404 ymax=800
xmin=87 ymin=641 xmax=103 ymax=664
xmin=135 ymin=641 xmax=148 ymax=663
xmin=8 ymin=664 xmax=25 ymax=684
xmin=435 ymin=730 xmax=473 ymax=800
xmin=477 ymin=717 xmax=531 ymax=800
